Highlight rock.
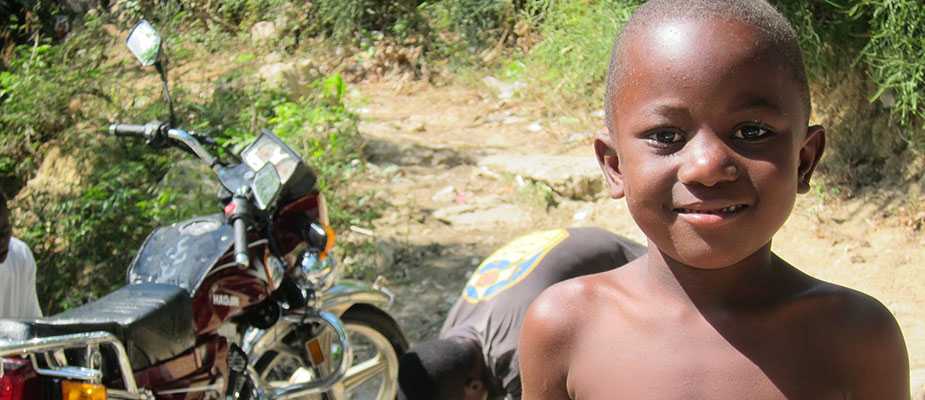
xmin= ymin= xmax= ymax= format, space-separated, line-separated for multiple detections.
xmin=527 ymin=121 xmax=543 ymax=133
xmin=257 ymin=62 xmax=296 ymax=86
xmin=433 ymin=204 xmax=530 ymax=227
xmin=565 ymin=131 xmax=593 ymax=144
xmin=432 ymin=186 xmax=456 ymax=203
xmin=482 ymin=76 xmax=526 ymax=100
xmin=501 ymin=115 xmax=525 ymax=125
xmin=572 ymin=204 xmax=594 ymax=222
xmin=250 ymin=21 xmax=278 ymax=44
xmin=514 ymin=175 xmax=527 ymax=188
xmin=479 ymin=154 xmax=604 ymax=200
xmin=474 ymin=166 xmax=501 ymax=180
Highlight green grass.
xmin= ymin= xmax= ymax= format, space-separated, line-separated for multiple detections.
xmin=523 ymin=0 xmax=641 ymax=108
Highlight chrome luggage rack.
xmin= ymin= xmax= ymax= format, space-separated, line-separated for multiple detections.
xmin=0 ymin=309 xmax=353 ymax=400
xmin=0 ymin=331 xmax=151 ymax=399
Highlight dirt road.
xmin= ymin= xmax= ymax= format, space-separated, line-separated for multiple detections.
xmin=347 ymin=80 xmax=925 ymax=394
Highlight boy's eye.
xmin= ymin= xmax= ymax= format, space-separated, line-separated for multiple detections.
xmin=647 ymin=130 xmax=684 ymax=144
xmin=733 ymin=124 xmax=772 ymax=140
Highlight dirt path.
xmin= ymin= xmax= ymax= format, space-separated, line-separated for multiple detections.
xmin=346 ymin=80 xmax=925 ymax=394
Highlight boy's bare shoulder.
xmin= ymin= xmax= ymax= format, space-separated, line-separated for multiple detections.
xmin=519 ymin=264 xmax=637 ymax=399
xmin=796 ymin=275 xmax=901 ymax=338
xmin=523 ymin=262 xmax=636 ymax=343
xmin=791 ymin=272 xmax=908 ymax=392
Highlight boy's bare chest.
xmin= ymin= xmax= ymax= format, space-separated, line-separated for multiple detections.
xmin=566 ymin=311 xmax=845 ymax=400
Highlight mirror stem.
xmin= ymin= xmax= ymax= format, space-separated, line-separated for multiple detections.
xmin=154 ymin=60 xmax=177 ymax=128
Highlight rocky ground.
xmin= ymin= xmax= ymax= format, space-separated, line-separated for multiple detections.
xmin=342 ymin=80 xmax=925 ymax=397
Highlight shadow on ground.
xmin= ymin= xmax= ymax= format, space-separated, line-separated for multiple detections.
xmin=364 ymin=138 xmax=475 ymax=168
xmin=345 ymin=239 xmax=491 ymax=343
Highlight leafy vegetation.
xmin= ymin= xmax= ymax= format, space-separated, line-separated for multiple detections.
xmin=522 ymin=0 xmax=641 ymax=106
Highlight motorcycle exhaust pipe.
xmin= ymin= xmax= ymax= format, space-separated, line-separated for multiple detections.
xmin=262 ymin=310 xmax=353 ymax=400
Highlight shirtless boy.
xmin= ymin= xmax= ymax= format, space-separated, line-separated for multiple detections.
xmin=519 ymin=1 xmax=910 ymax=399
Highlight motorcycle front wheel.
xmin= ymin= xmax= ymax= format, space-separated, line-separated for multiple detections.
xmin=254 ymin=306 xmax=407 ymax=400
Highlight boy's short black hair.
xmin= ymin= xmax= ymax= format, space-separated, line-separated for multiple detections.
xmin=398 ymin=338 xmax=480 ymax=400
xmin=605 ymin=0 xmax=810 ymax=129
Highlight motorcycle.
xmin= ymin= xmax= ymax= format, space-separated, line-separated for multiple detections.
xmin=0 ymin=20 xmax=406 ymax=400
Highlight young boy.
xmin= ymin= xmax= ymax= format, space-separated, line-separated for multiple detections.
xmin=518 ymin=1 xmax=910 ymax=399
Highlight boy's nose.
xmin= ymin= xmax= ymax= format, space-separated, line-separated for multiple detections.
xmin=677 ymin=133 xmax=739 ymax=187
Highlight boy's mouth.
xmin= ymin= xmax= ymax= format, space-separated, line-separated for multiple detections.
xmin=671 ymin=203 xmax=749 ymax=227
xmin=672 ymin=204 xmax=748 ymax=215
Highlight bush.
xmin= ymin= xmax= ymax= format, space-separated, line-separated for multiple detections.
xmin=308 ymin=0 xmax=428 ymax=41
xmin=0 ymin=15 xmax=113 ymax=196
xmin=523 ymin=0 xmax=640 ymax=107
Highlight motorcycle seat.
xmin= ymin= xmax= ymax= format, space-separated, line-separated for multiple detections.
xmin=0 ymin=283 xmax=196 ymax=371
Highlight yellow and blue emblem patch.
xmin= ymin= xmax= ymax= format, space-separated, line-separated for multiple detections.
xmin=463 ymin=229 xmax=570 ymax=303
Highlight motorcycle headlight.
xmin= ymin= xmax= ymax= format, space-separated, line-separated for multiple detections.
xmin=297 ymin=251 xmax=338 ymax=291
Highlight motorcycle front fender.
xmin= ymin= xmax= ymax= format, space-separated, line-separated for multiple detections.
xmin=241 ymin=279 xmax=394 ymax=357
xmin=319 ymin=279 xmax=394 ymax=316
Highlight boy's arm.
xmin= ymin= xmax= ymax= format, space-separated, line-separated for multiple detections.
xmin=839 ymin=294 xmax=909 ymax=399
xmin=519 ymin=284 xmax=579 ymax=400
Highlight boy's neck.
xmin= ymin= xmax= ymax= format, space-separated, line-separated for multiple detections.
xmin=641 ymin=242 xmax=785 ymax=313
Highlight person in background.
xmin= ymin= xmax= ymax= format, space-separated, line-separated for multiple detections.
xmin=398 ymin=227 xmax=645 ymax=400
xmin=0 ymin=192 xmax=42 ymax=318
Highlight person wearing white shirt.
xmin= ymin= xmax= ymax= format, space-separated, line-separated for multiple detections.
xmin=0 ymin=193 xmax=42 ymax=319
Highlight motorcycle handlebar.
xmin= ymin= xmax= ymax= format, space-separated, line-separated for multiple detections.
xmin=230 ymin=194 xmax=251 ymax=268
xmin=108 ymin=123 xmax=148 ymax=138
xmin=233 ymin=218 xmax=249 ymax=268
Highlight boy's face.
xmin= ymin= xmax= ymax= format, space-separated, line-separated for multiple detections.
xmin=597 ymin=18 xmax=825 ymax=269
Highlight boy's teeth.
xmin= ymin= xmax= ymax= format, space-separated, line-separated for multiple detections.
xmin=676 ymin=205 xmax=745 ymax=214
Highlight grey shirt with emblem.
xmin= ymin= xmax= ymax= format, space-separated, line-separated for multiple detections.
xmin=440 ymin=227 xmax=645 ymax=399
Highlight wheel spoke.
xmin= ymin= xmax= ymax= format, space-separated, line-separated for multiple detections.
xmin=328 ymin=383 xmax=348 ymax=400
xmin=253 ymin=313 xmax=402 ymax=400
xmin=259 ymin=345 xmax=305 ymax=381
xmin=341 ymin=355 xmax=387 ymax=389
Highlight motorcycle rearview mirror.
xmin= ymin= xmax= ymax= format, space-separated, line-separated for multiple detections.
xmin=252 ymin=163 xmax=282 ymax=211
xmin=126 ymin=20 xmax=161 ymax=67
xmin=126 ymin=20 xmax=177 ymax=127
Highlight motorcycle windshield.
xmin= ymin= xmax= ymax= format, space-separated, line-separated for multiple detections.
xmin=127 ymin=214 xmax=233 ymax=293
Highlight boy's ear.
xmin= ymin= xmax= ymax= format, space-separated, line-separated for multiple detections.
xmin=594 ymin=130 xmax=626 ymax=199
xmin=797 ymin=125 xmax=826 ymax=194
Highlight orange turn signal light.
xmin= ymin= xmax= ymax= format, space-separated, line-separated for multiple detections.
xmin=306 ymin=338 xmax=326 ymax=366
xmin=61 ymin=380 xmax=106 ymax=400
xmin=319 ymin=223 xmax=336 ymax=261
